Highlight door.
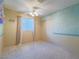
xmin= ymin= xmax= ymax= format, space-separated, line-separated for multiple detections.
xmin=20 ymin=17 xmax=34 ymax=44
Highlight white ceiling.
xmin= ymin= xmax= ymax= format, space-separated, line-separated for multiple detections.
xmin=4 ymin=0 xmax=79 ymax=17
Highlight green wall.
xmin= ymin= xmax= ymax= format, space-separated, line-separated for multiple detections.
xmin=0 ymin=24 xmax=3 ymax=37
xmin=45 ymin=4 xmax=79 ymax=36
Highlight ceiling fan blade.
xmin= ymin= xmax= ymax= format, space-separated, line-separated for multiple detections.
xmin=36 ymin=0 xmax=45 ymax=3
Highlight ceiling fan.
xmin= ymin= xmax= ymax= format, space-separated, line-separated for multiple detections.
xmin=24 ymin=6 xmax=41 ymax=17
xmin=35 ymin=0 xmax=45 ymax=3
xmin=24 ymin=0 xmax=45 ymax=17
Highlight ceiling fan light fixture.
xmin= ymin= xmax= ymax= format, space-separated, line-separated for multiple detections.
xmin=30 ymin=12 xmax=34 ymax=16
xmin=29 ymin=11 xmax=38 ymax=17
xmin=34 ymin=12 xmax=38 ymax=16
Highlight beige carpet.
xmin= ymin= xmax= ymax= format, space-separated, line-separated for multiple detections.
xmin=2 ymin=42 xmax=76 ymax=59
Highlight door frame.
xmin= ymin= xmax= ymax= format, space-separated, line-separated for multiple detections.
xmin=16 ymin=16 xmax=21 ymax=45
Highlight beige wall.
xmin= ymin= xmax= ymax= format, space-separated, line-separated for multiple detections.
xmin=0 ymin=37 xmax=2 ymax=58
xmin=3 ymin=8 xmax=20 ymax=47
xmin=41 ymin=20 xmax=48 ymax=41
xmin=34 ymin=16 xmax=42 ymax=41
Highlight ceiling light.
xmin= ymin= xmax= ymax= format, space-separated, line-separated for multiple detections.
xmin=34 ymin=12 xmax=38 ymax=16
xmin=29 ymin=12 xmax=34 ymax=16
xmin=29 ymin=11 xmax=39 ymax=17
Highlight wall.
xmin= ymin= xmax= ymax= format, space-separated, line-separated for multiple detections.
xmin=0 ymin=0 xmax=3 ymax=58
xmin=43 ymin=4 xmax=79 ymax=58
xmin=3 ymin=8 xmax=20 ymax=47
xmin=0 ymin=24 xmax=3 ymax=54
xmin=34 ymin=16 xmax=42 ymax=41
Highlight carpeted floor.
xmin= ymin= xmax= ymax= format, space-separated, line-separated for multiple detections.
xmin=2 ymin=42 xmax=75 ymax=59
